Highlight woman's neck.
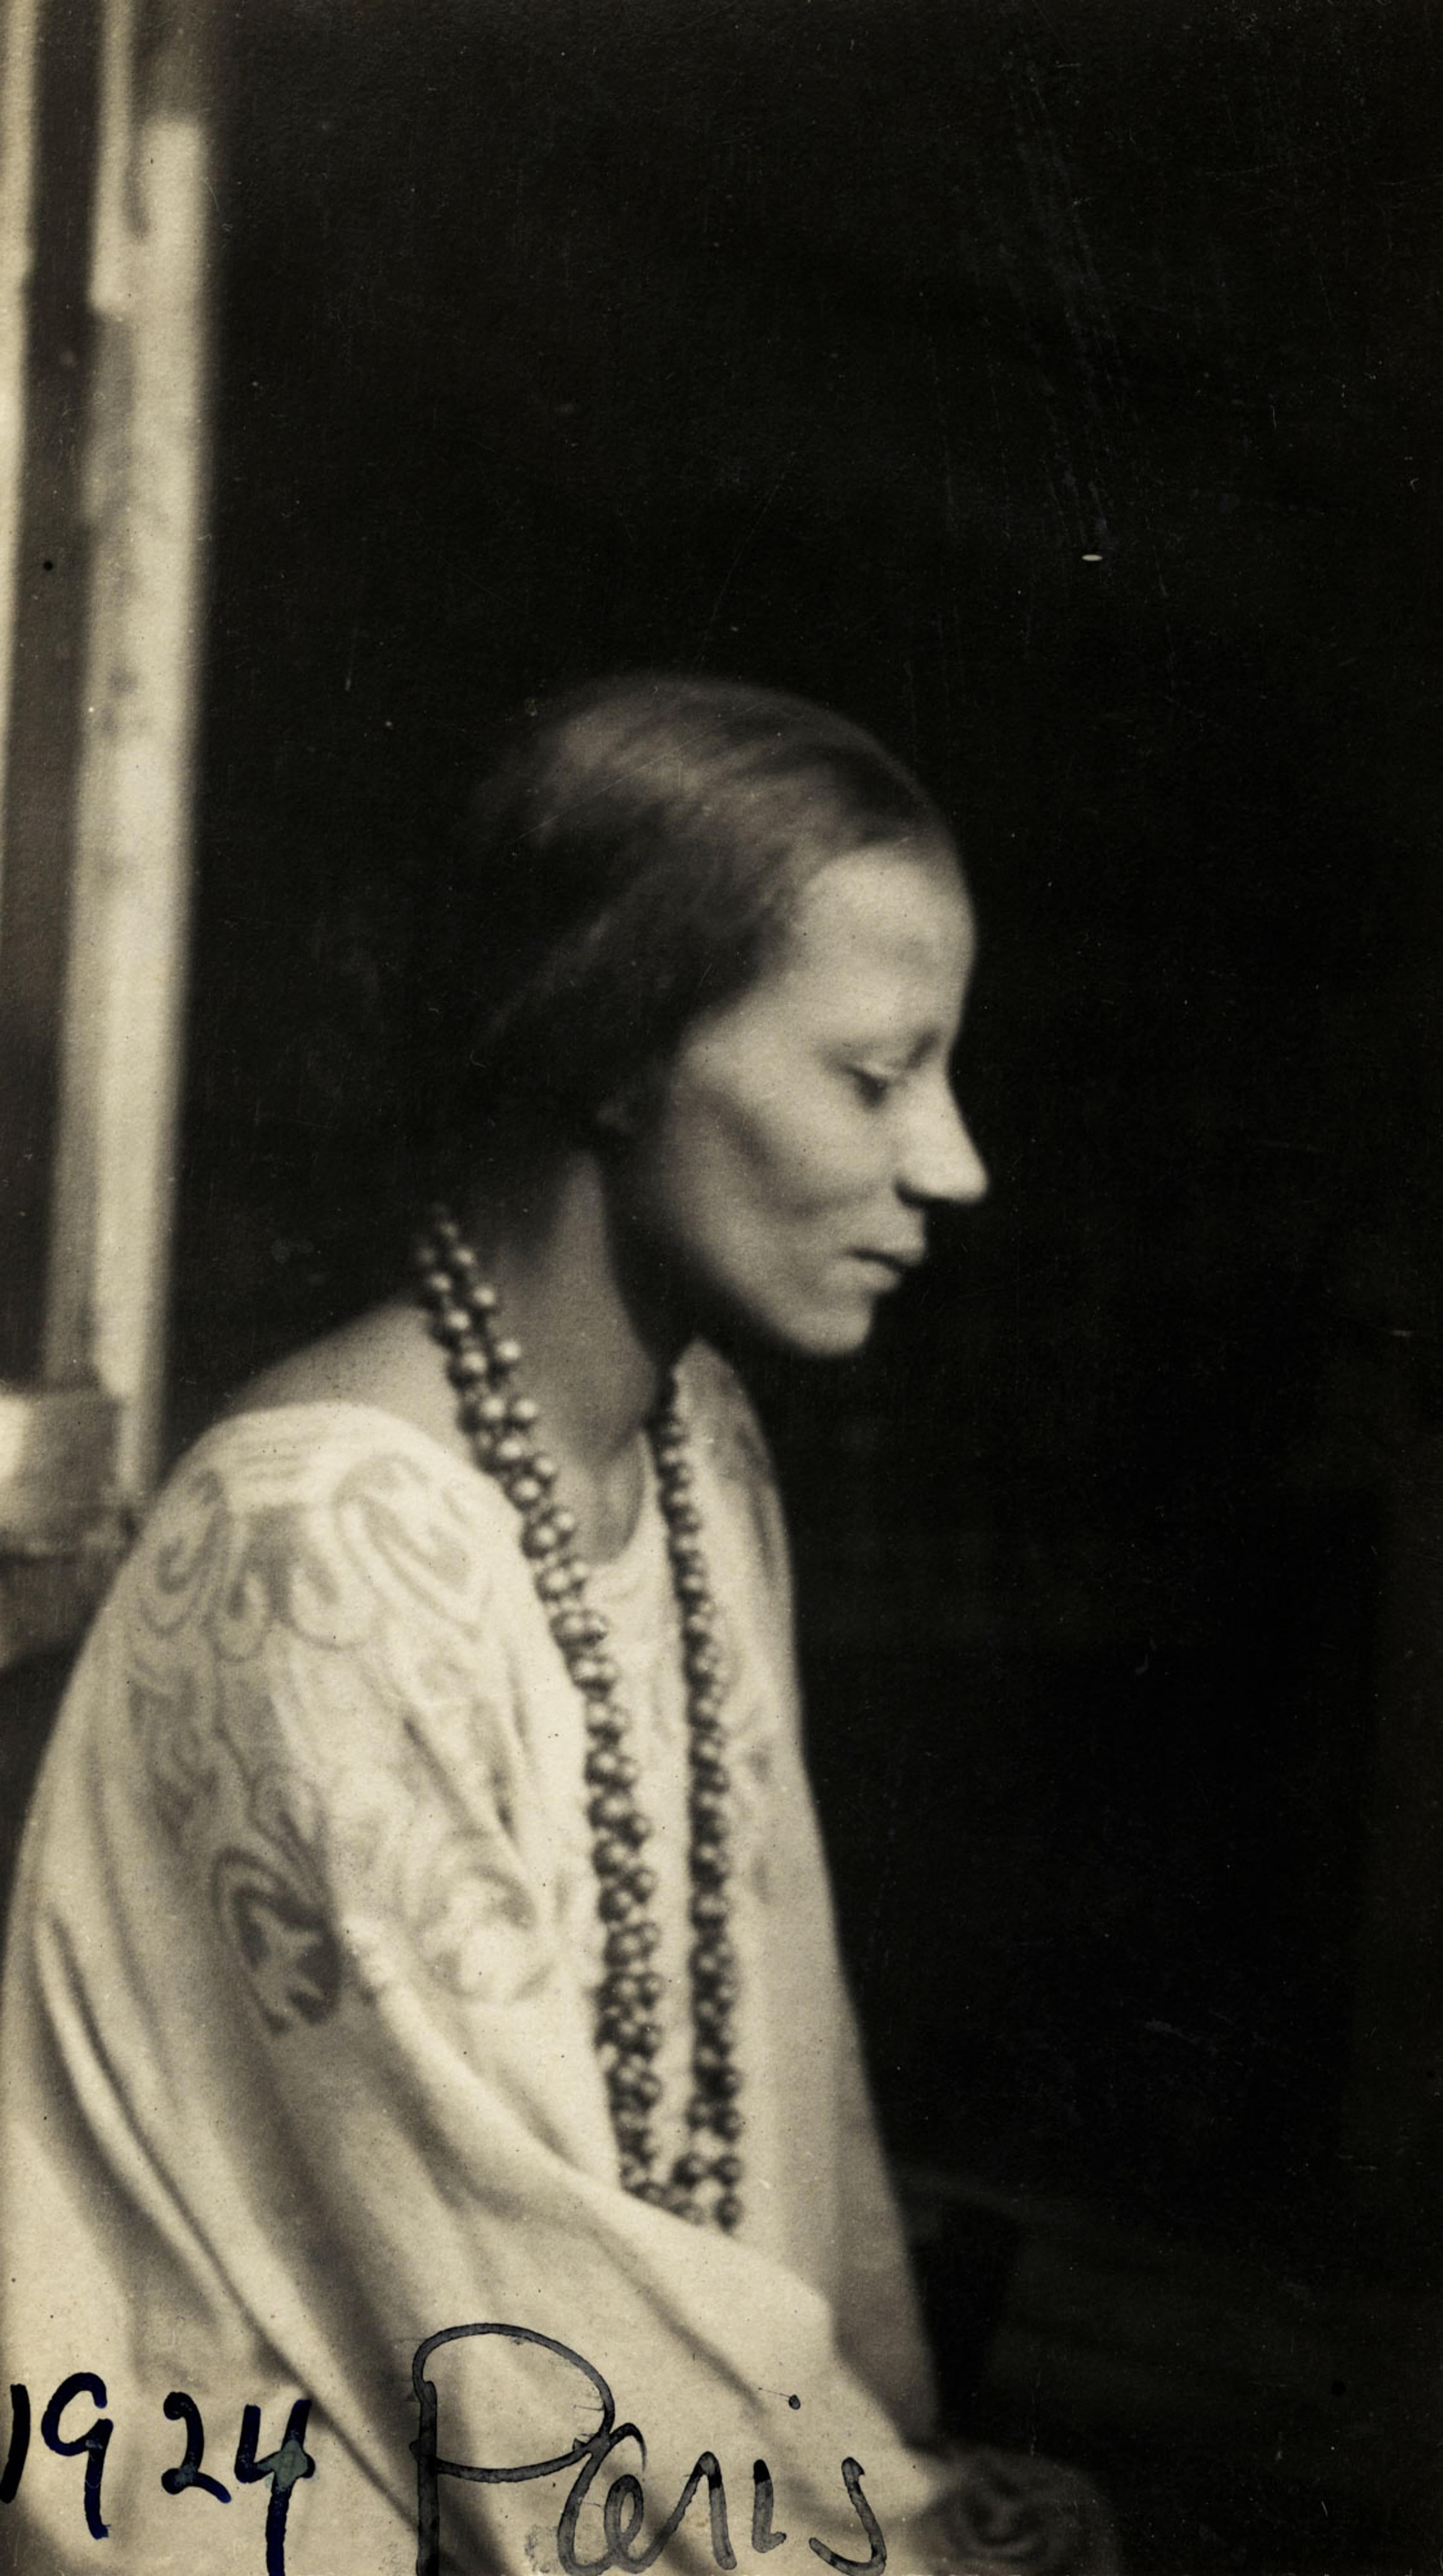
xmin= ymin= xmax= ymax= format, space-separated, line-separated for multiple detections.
xmin=455 ymin=1146 xmax=682 ymax=1482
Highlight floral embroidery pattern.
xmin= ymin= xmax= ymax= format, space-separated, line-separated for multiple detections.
xmin=211 ymin=1844 xmax=341 ymax=2034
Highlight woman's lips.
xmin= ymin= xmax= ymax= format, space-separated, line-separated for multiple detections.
xmin=852 ymin=1246 xmax=926 ymax=1281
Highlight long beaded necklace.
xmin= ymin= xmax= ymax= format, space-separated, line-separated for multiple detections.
xmin=413 ymin=1206 xmax=744 ymax=2233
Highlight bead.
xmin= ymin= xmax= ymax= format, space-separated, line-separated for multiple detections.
xmin=714 ymin=2154 xmax=743 ymax=2188
xmin=531 ymin=1453 xmax=559 ymax=1484
xmin=507 ymin=1394 xmax=538 ymax=1425
xmin=477 ymin=1391 xmax=510 ymax=1427
xmin=612 ymin=1969 xmax=663 ymax=2010
xmin=716 ymin=2195 xmax=743 ymax=2233
xmin=691 ymin=1944 xmax=737 ymax=1987
xmin=446 ymin=1347 xmax=488 ymax=1387
xmin=602 ymin=2016 xmax=655 ymax=2061
xmin=431 ymin=1301 xmax=472 ymax=1343
xmin=464 ymin=1280 xmax=498 ymax=1313
xmin=492 ymin=1432 xmax=530 ymax=1468
xmin=569 ymin=1652 xmax=618 ymax=1689
xmin=489 ymin=1336 xmax=523 ymax=1372
xmin=613 ymin=2067 xmax=661 ymax=2110
xmin=554 ymin=1607 xmax=605 ymax=1647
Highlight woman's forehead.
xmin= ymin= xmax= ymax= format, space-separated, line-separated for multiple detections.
xmin=780 ymin=840 xmax=974 ymax=981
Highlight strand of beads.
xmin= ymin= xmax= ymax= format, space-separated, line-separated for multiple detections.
xmin=413 ymin=1207 xmax=743 ymax=2234
xmin=650 ymin=1396 xmax=744 ymax=2233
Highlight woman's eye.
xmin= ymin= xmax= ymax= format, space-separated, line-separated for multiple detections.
xmin=849 ymin=1067 xmax=897 ymax=1107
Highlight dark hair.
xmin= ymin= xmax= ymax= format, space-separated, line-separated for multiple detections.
xmin=418 ymin=672 xmax=957 ymax=1171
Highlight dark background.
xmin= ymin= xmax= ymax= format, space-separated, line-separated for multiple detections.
xmin=170 ymin=0 xmax=1441 ymax=2536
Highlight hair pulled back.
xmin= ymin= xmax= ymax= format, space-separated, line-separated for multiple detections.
xmin=419 ymin=672 xmax=956 ymax=1174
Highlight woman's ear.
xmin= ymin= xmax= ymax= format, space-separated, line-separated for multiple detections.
xmin=593 ymin=1091 xmax=637 ymax=1139
xmin=592 ymin=1058 xmax=666 ymax=1145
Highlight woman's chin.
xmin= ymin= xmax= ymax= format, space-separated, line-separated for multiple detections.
xmin=682 ymin=1266 xmax=885 ymax=1364
xmin=757 ymin=1295 xmax=881 ymax=1363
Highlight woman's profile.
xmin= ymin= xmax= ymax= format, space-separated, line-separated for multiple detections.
xmin=0 ymin=676 xmax=1116 ymax=2573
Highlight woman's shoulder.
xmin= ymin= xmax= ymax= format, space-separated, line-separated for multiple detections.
xmin=125 ymin=1397 xmax=508 ymax=1663
xmin=124 ymin=1308 xmax=520 ymax=1665
xmin=219 ymin=1297 xmax=463 ymax=1447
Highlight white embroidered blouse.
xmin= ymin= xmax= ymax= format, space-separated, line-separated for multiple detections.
xmin=0 ymin=1344 xmax=954 ymax=2575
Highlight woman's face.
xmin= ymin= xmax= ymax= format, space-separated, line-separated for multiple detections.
xmin=617 ymin=842 xmax=988 ymax=1358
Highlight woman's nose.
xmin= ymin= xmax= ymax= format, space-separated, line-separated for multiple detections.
xmin=899 ymin=1075 xmax=989 ymax=1206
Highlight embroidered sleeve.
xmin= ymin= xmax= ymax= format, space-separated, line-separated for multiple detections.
xmin=124 ymin=1433 xmax=557 ymax=2034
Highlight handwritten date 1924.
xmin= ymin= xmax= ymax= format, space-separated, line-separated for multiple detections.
xmin=0 ymin=2374 xmax=313 ymax=2572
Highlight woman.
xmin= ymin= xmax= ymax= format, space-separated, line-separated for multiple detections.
xmin=0 ymin=677 xmax=1114 ymax=2574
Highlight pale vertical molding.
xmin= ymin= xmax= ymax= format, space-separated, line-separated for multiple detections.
xmin=42 ymin=0 xmax=213 ymax=1500
xmin=0 ymin=0 xmax=44 ymax=884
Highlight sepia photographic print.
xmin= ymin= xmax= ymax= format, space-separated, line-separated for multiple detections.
xmin=0 ymin=4 xmax=1439 ymax=2571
